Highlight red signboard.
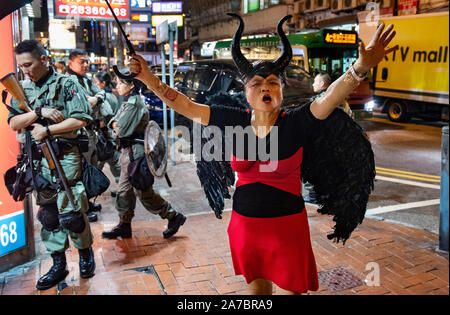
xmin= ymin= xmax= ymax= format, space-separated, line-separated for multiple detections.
xmin=0 ymin=15 xmax=21 ymax=218
xmin=398 ymin=0 xmax=418 ymax=15
xmin=54 ymin=0 xmax=130 ymax=21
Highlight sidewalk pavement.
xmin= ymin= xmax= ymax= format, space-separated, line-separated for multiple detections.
xmin=0 ymin=155 xmax=448 ymax=295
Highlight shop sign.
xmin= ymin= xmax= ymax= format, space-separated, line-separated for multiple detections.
xmin=54 ymin=0 xmax=130 ymax=21
xmin=49 ymin=20 xmax=76 ymax=49
xmin=152 ymin=2 xmax=183 ymax=13
xmin=324 ymin=30 xmax=357 ymax=45
xmin=0 ymin=16 xmax=27 ymax=257
xmin=398 ymin=0 xmax=418 ymax=16
xmin=152 ymin=15 xmax=183 ymax=27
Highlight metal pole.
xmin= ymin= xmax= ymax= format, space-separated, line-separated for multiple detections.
xmin=169 ymin=23 xmax=175 ymax=165
xmin=105 ymin=21 xmax=111 ymax=69
xmin=161 ymin=45 xmax=168 ymax=146
xmin=439 ymin=126 xmax=449 ymax=252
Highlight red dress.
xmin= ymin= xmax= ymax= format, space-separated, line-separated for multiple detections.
xmin=208 ymin=103 xmax=321 ymax=293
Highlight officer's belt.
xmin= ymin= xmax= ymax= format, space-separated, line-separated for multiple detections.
xmin=117 ymin=132 xmax=145 ymax=149
xmin=31 ymin=136 xmax=88 ymax=161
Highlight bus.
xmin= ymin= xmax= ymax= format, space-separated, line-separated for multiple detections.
xmin=213 ymin=28 xmax=373 ymax=119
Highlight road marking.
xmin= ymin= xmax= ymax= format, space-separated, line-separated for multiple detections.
xmin=376 ymin=175 xmax=441 ymax=190
xmin=365 ymin=199 xmax=440 ymax=216
xmin=376 ymin=167 xmax=441 ymax=179
xmin=376 ymin=171 xmax=441 ymax=183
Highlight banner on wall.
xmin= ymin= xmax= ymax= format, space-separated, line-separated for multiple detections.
xmin=0 ymin=15 xmax=26 ymax=257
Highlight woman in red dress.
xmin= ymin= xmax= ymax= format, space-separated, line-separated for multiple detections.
xmin=128 ymin=14 xmax=397 ymax=295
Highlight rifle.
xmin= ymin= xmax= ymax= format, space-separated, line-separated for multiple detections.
xmin=1 ymin=73 xmax=77 ymax=210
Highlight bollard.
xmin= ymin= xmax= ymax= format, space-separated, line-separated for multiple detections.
xmin=439 ymin=126 xmax=449 ymax=252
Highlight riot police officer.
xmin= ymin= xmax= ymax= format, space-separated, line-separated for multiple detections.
xmin=7 ymin=40 xmax=96 ymax=290
xmin=101 ymin=69 xmax=186 ymax=240
xmin=67 ymin=49 xmax=106 ymax=220
xmin=93 ymin=71 xmax=121 ymax=192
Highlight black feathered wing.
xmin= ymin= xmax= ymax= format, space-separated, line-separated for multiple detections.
xmin=194 ymin=93 xmax=375 ymax=244
xmin=194 ymin=92 xmax=249 ymax=219
xmin=301 ymin=106 xmax=376 ymax=244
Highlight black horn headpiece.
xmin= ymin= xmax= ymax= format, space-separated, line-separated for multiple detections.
xmin=227 ymin=13 xmax=293 ymax=83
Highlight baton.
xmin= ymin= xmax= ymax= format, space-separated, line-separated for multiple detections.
xmin=104 ymin=0 xmax=137 ymax=81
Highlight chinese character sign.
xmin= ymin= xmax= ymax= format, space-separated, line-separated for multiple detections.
xmin=54 ymin=0 xmax=130 ymax=20
xmin=398 ymin=0 xmax=418 ymax=15
xmin=324 ymin=32 xmax=357 ymax=45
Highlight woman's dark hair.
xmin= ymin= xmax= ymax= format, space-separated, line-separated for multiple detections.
xmin=117 ymin=68 xmax=145 ymax=94
xmin=94 ymin=71 xmax=112 ymax=87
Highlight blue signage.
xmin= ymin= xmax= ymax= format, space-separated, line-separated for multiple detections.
xmin=0 ymin=210 xmax=26 ymax=257
xmin=152 ymin=1 xmax=183 ymax=13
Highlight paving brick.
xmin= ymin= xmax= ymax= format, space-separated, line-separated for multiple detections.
xmin=0 ymin=160 xmax=448 ymax=296
xmin=196 ymin=280 xmax=219 ymax=295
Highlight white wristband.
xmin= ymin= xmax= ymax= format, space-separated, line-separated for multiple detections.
xmin=349 ymin=61 xmax=366 ymax=82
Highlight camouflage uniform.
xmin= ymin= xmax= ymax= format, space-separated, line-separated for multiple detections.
xmin=67 ymin=69 xmax=106 ymax=166
xmin=109 ymin=93 xmax=176 ymax=222
xmin=97 ymin=89 xmax=121 ymax=183
xmin=8 ymin=68 xmax=94 ymax=253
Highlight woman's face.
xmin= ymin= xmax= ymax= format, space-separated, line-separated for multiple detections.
xmin=245 ymin=74 xmax=283 ymax=112
xmin=115 ymin=77 xmax=133 ymax=96
xmin=93 ymin=76 xmax=106 ymax=90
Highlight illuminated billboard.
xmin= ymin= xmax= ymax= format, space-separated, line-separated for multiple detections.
xmin=152 ymin=2 xmax=183 ymax=13
xmin=49 ymin=20 xmax=76 ymax=50
xmin=0 ymin=16 xmax=27 ymax=257
xmin=152 ymin=15 xmax=183 ymax=27
xmin=54 ymin=0 xmax=130 ymax=21
xmin=324 ymin=30 xmax=357 ymax=45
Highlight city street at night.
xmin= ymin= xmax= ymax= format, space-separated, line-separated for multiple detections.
xmin=0 ymin=0 xmax=448 ymax=298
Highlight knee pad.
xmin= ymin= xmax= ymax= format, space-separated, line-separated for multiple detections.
xmin=37 ymin=204 xmax=60 ymax=231
xmin=58 ymin=211 xmax=86 ymax=234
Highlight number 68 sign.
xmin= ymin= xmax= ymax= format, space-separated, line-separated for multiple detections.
xmin=0 ymin=211 xmax=26 ymax=257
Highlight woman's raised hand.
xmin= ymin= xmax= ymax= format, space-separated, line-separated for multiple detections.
xmin=355 ymin=23 xmax=398 ymax=73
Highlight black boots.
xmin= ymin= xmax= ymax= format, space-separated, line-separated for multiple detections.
xmin=87 ymin=211 xmax=98 ymax=222
xmin=101 ymin=214 xmax=186 ymax=240
xmin=79 ymin=247 xmax=96 ymax=279
xmin=89 ymin=202 xmax=102 ymax=212
xmin=163 ymin=213 xmax=186 ymax=239
xmin=101 ymin=222 xmax=132 ymax=239
xmin=36 ymin=248 xmax=96 ymax=290
xmin=87 ymin=201 xmax=101 ymax=222
xmin=36 ymin=251 xmax=69 ymax=291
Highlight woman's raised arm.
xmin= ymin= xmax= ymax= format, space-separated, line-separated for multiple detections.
xmin=129 ymin=55 xmax=211 ymax=126
xmin=310 ymin=23 xmax=398 ymax=120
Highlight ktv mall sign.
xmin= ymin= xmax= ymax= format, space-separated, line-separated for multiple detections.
xmin=54 ymin=0 xmax=130 ymax=21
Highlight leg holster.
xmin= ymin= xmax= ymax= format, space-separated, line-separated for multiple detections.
xmin=58 ymin=211 xmax=86 ymax=234
xmin=37 ymin=204 xmax=60 ymax=231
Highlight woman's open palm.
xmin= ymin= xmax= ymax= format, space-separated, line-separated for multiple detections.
xmin=358 ymin=23 xmax=399 ymax=71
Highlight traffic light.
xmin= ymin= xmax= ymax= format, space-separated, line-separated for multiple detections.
xmin=83 ymin=28 xmax=89 ymax=42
